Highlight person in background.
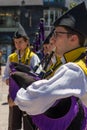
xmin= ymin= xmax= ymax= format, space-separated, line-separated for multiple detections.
xmin=9 ymin=2 xmax=87 ymax=130
xmin=2 ymin=23 xmax=42 ymax=130
xmin=42 ymin=31 xmax=54 ymax=69
xmin=42 ymin=30 xmax=61 ymax=79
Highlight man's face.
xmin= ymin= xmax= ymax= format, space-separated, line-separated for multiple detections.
xmin=51 ymin=26 xmax=72 ymax=57
xmin=14 ymin=37 xmax=28 ymax=51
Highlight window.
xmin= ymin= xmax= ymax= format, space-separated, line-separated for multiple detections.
xmin=43 ymin=8 xmax=62 ymax=28
xmin=44 ymin=0 xmax=54 ymax=2
xmin=0 ymin=10 xmax=17 ymax=27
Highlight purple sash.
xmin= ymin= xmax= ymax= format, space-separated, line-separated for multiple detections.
xmin=32 ymin=97 xmax=87 ymax=130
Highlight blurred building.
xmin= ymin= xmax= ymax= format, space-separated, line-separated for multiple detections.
xmin=0 ymin=0 xmax=67 ymax=64
xmin=43 ymin=0 xmax=67 ymax=36
xmin=0 ymin=0 xmax=43 ymax=63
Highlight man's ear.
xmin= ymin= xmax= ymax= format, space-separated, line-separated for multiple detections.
xmin=70 ymin=35 xmax=77 ymax=42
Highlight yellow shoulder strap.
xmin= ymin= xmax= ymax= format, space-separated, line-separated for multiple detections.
xmin=75 ymin=59 xmax=87 ymax=75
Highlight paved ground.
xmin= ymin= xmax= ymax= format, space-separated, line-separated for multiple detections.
xmin=0 ymin=66 xmax=24 ymax=130
xmin=0 ymin=66 xmax=9 ymax=130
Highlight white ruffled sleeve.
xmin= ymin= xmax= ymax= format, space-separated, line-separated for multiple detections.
xmin=15 ymin=62 xmax=87 ymax=115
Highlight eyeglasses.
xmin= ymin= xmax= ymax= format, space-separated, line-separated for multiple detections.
xmin=53 ymin=31 xmax=72 ymax=38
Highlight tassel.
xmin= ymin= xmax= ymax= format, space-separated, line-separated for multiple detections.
xmin=39 ymin=18 xmax=45 ymax=42
xmin=33 ymin=18 xmax=45 ymax=52
xmin=35 ymin=31 xmax=41 ymax=52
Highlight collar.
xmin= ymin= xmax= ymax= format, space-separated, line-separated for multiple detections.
xmin=61 ymin=47 xmax=86 ymax=63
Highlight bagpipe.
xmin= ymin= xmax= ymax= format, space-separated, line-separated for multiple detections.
xmin=9 ymin=48 xmax=55 ymax=101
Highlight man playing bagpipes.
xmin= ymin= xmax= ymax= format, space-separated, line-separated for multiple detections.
xmin=9 ymin=2 xmax=87 ymax=130
xmin=2 ymin=23 xmax=42 ymax=130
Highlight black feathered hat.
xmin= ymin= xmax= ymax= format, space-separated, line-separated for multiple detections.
xmin=54 ymin=2 xmax=87 ymax=37
xmin=14 ymin=23 xmax=28 ymax=38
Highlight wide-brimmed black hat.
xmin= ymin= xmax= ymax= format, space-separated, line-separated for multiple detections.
xmin=14 ymin=23 xmax=28 ymax=38
xmin=43 ymin=29 xmax=55 ymax=45
xmin=54 ymin=2 xmax=87 ymax=37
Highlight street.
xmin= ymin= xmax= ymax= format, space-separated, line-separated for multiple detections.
xmin=0 ymin=66 xmax=9 ymax=130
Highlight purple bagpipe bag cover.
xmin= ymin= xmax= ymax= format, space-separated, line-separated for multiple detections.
xmin=9 ymin=63 xmax=20 ymax=100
